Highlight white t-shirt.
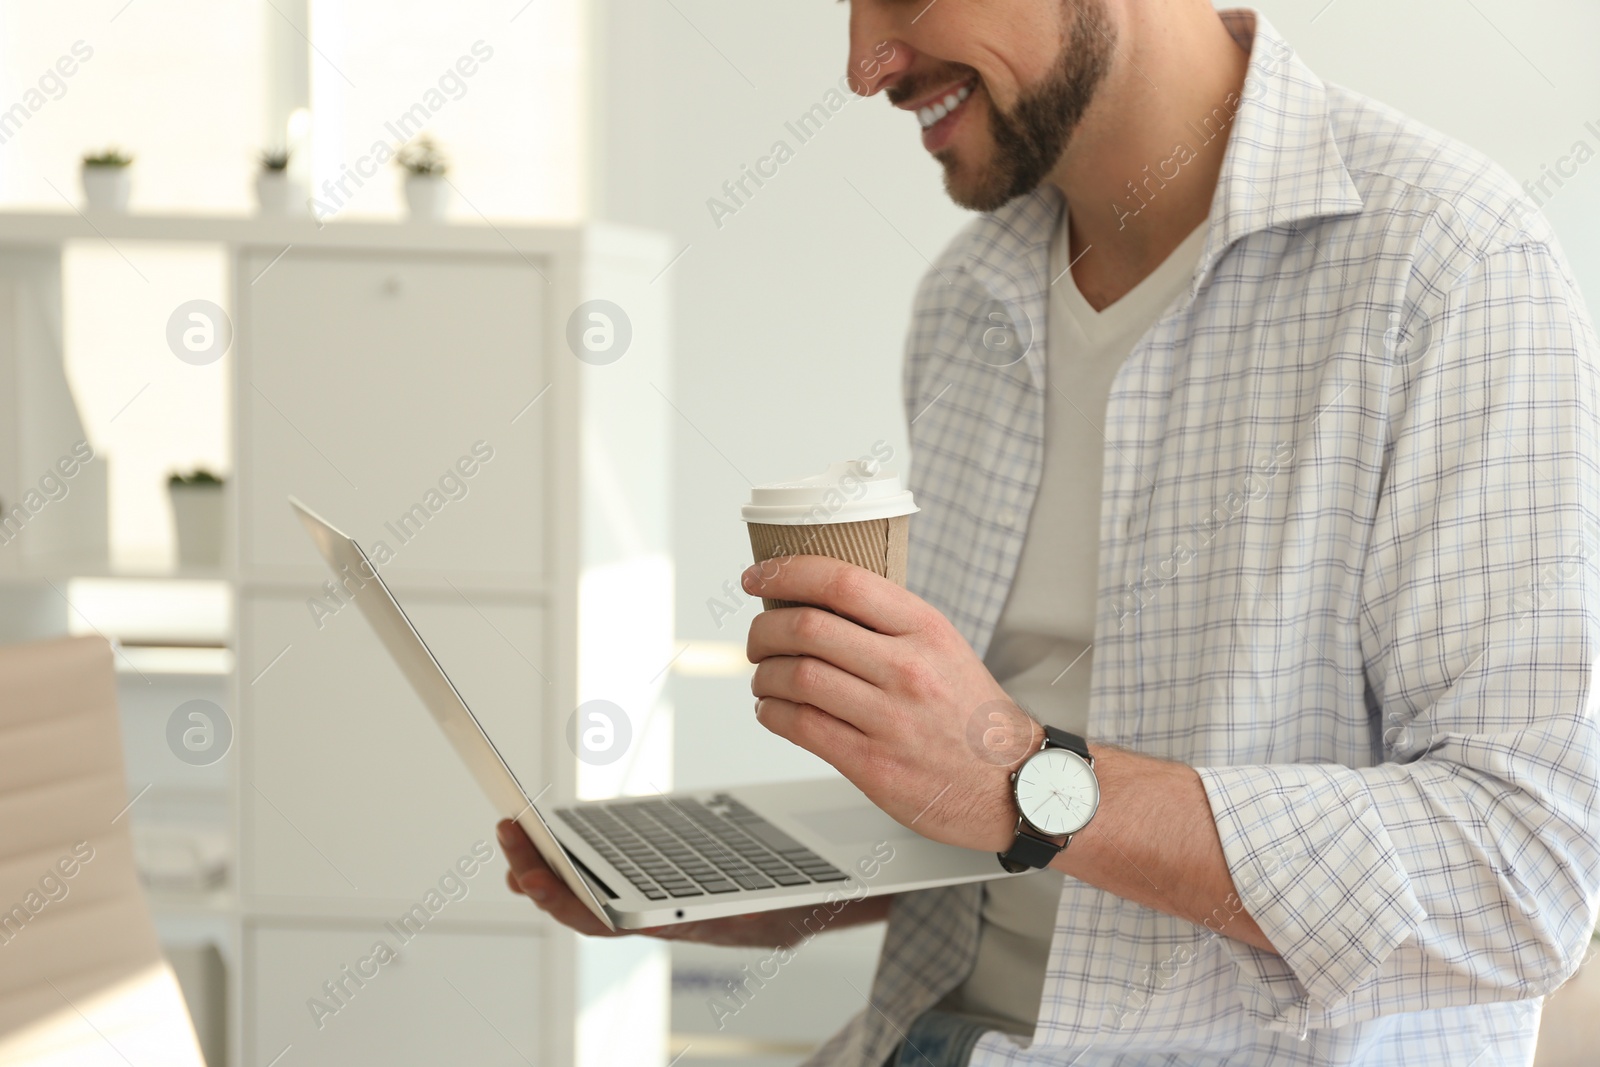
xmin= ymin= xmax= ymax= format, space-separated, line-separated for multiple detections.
xmin=936 ymin=208 xmax=1208 ymax=1036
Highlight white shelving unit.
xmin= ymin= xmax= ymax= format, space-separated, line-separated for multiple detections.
xmin=0 ymin=211 xmax=675 ymax=1067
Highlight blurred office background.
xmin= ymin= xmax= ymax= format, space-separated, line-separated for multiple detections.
xmin=0 ymin=1 xmax=1594 ymax=1065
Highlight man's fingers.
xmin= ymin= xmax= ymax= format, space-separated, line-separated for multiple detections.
xmin=497 ymin=820 xmax=576 ymax=905
xmin=497 ymin=818 xmax=551 ymax=875
xmin=743 ymin=555 xmax=921 ymax=637
xmin=755 ymin=696 xmax=868 ymax=778
xmin=539 ymin=889 xmax=623 ymax=937
xmin=750 ymin=655 xmax=886 ymax=732
xmin=746 ymin=605 xmax=899 ymax=686
xmin=499 ymin=820 xmax=562 ymax=898
xmin=499 ymin=819 xmax=626 ymax=938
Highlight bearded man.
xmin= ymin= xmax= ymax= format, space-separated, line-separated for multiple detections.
xmin=503 ymin=3 xmax=1600 ymax=1064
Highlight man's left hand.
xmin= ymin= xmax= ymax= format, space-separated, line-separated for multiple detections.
xmin=744 ymin=554 xmax=1037 ymax=854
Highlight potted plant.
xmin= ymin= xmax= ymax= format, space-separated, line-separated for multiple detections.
xmin=395 ymin=135 xmax=449 ymax=221
xmin=168 ymin=469 xmax=225 ymax=568
xmin=81 ymin=148 xmax=133 ymax=213
xmin=254 ymin=147 xmax=297 ymax=216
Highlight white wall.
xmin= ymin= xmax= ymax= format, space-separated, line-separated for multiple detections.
xmin=306 ymin=0 xmax=586 ymax=221
xmin=1248 ymin=0 xmax=1600 ymax=294
xmin=592 ymin=0 xmax=971 ymax=789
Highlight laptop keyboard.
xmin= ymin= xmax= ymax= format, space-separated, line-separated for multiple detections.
xmin=554 ymin=793 xmax=849 ymax=901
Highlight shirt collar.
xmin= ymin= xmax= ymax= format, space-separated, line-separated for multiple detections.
xmin=957 ymin=8 xmax=1364 ymax=389
xmin=1198 ymin=8 xmax=1365 ymax=284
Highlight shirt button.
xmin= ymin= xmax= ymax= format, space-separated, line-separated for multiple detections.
xmin=997 ymin=508 xmax=1017 ymax=528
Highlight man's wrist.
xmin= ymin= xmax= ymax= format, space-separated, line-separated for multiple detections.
xmin=1047 ymin=742 xmax=1126 ymax=878
xmin=983 ymin=710 xmax=1046 ymax=851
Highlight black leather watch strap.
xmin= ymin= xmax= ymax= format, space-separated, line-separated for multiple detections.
xmin=1045 ymin=725 xmax=1091 ymax=761
xmin=996 ymin=727 xmax=1093 ymax=873
xmin=997 ymin=830 xmax=1060 ymax=873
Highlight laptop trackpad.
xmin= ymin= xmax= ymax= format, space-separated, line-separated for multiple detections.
xmin=790 ymin=801 xmax=919 ymax=845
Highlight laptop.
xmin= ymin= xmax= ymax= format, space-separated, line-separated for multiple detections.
xmin=291 ymin=497 xmax=1017 ymax=930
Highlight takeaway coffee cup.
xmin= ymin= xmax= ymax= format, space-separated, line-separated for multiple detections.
xmin=741 ymin=460 xmax=919 ymax=610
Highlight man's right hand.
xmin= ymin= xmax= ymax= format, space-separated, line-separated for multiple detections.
xmin=497 ymin=819 xmax=894 ymax=948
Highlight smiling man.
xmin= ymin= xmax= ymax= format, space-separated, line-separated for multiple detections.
xmin=502 ymin=1 xmax=1600 ymax=1064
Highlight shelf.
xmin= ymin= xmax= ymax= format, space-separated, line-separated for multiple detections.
xmin=238 ymin=894 xmax=550 ymax=931
xmin=0 ymin=563 xmax=547 ymax=604
xmin=116 ymin=645 xmax=234 ymax=676
xmin=239 ymin=567 xmax=548 ymax=602
xmin=64 ymin=576 xmax=231 ymax=647
xmin=0 ymin=563 xmax=235 ymax=586
xmin=0 ymin=209 xmax=676 ymax=1067
xmin=147 ymin=885 xmax=238 ymax=917
xmin=670 ymin=640 xmax=754 ymax=679
xmin=0 ymin=209 xmax=596 ymax=257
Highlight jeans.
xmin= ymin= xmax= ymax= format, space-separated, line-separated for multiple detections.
xmin=891 ymin=1008 xmax=995 ymax=1067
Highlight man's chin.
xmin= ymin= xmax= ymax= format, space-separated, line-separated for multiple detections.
xmin=938 ymin=155 xmax=1020 ymax=214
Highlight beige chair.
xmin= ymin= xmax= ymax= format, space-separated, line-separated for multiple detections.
xmin=0 ymin=635 xmax=206 ymax=1066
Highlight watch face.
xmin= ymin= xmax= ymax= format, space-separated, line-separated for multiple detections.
xmin=1016 ymin=747 xmax=1099 ymax=837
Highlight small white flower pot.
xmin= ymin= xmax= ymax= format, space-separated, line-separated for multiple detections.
xmin=169 ymin=483 xmax=225 ymax=568
xmin=254 ymin=170 xmax=300 ymax=217
xmin=81 ymin=166 xmax=131 ymax=213
xmin=403 ymin=174 xmax=449 ymax=222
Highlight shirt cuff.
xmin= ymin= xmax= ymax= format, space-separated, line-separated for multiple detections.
xmin=1195 ymin=763 xmax=1429 ymax=1032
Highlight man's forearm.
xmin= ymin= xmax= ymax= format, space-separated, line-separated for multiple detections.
xmin=1049 ymin=744 xmax=1278 ymax=954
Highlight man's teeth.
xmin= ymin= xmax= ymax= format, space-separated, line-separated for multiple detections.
xmin=918 ymin=83 xmax=973 ymax=129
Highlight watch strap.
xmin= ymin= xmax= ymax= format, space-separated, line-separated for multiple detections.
xmin=1044 ymin=725 xmax=1091 ymax=761
xmin=997 ymin=829 xmax=1060 ymax=874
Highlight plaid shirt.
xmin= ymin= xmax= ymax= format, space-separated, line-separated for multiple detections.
xmin=803 ymin=9 xmax=1600 ymax=1066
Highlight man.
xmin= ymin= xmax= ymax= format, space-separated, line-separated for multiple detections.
xmin=501 ymin=1 xmax=1600 ymax=1063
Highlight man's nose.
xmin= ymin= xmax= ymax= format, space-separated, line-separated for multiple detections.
xmin=846 ymin=5 xmax=912 ymax=97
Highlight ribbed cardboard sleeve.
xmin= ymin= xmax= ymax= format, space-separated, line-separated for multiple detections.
xmin=746 ymin=514 xmax=909 ymax=610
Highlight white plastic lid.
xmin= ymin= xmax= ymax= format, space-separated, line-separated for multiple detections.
xmin=741 ymin=460 xmax=919 ymax=526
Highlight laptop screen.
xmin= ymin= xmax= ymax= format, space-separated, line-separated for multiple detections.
xmin=288 ymin=496 xmax=616 ymax=928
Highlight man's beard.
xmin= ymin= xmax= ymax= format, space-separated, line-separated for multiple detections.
xmin=939 ymin=0 xmax=1115 ymax=212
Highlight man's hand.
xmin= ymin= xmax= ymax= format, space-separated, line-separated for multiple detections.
xmin=497 ymin=819 xmax=893 ymax=947
xmin=745 ymin=554 xmax=1037 ymax=854
xmin=742 ymin=556 xmax=1280 ymax=955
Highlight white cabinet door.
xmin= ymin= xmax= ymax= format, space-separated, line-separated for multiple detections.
xmin=239 ymin=592 xmax=545 ymax=904
xmin=237 ymin=250 xmax=547 ymax=590
xmin=248 ymin=921 xmax=541 ymax=1066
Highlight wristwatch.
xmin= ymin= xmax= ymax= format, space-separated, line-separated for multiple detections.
xmin=997 ymin=726 xmax=1099 ymax=873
